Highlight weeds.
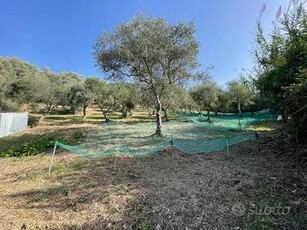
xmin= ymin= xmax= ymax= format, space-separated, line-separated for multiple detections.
xmin=0 ymin=130 xmax=87 ymax=158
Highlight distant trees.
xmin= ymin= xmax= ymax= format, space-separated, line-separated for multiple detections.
xmin=39 ymin=69 xmax=61 ymax=114
xmin=0 ymin=57 xmax=259 ymax=122
xmin=0 ymin=58 xmax=39 ymax=111
xmin=79 ymin=78 xmax=99 ymax=118
xmin=115 ymin=83 xmax=137 ymax=118
xmin=190 ymin=82 xmax=219 ymax=119
xmin=94 ymin=15 xmax=200 ymax=136
xmin=215 ymin=89 xmax=229 ymax=113
xmin=227 ymin=81 xmax=253 ymax=115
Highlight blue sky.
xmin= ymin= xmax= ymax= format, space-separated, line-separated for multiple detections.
xmin=0 ymin=0 xmax=290 ymax=85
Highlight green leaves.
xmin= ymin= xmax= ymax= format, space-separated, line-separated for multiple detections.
xmin=254 ymin=1 xmax=307 ymax=143
xmin=0 ymin=139 xmax=55 ymax=157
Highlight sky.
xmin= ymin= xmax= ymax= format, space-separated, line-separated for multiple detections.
xmin=0 ymin=0 xmax=291 ymax=86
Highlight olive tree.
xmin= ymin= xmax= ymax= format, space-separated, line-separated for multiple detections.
xmin=91 ymin=79 xmax=117 ymax=122
xmin=80 ymin=78 xmax=99 ymax=118
xmin=190 ymin=82 xmax=219 ymax=120
xmin=227 ymin=81 xmax=253 ymax=115
xmin=94 ymin=15 xmax=199 ymax=136
xmin=0 ymin=57 xmax=40 ymax=111
xmin=115 ymin=83 xmax=137 ymax=118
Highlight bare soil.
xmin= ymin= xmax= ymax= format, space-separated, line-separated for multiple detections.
xmin=0 ymin=118 xmax=306 ymax=229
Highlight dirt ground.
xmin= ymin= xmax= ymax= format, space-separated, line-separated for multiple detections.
xmin=0 ymin=117 xmax=307 ymax=229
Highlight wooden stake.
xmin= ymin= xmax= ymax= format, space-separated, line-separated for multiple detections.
xmin=226 ymin=137 xmax=230 ymax=157
xmin=48 ymin=142 xmax=57 ymax=176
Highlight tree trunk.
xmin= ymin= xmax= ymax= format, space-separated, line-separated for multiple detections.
xmin=121 ymin=105 xmax=127 ymax=118
xmin=155 ymin=99 xmax=163 ymax=136
xmin=82 ymin=104 xmax=88 ymax=118
xmin=147 ymin=109 xmax=152 ymax=116
xmin=82 ymin=98 xmax=94 ymax=119
xmin=281 ymin=107 xmax=288 ymax=123
xmin=70 ymin=104 xmax=77 ymax=114
xmin=46 ymin=104 xmax=55 ymax=115
xmin=237 ymin=102 xmax=242 ymax=116
xmin=122 ymin=110 xmax=127 ymax=118
xmin=162 ymin=108 xmax=169 ymax=121
xmin=103 ymin=112 xmax=110 ymax=122
xmin=101 ymin=104 xmax=113 ymax=122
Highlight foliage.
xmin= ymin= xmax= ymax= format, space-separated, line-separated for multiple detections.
xmin=215 ymin=89 xmax=230 ymax=113
xmin=227 ymin=80 xmax=253 ymax=114
xmin=254 ymin=1 xmax=307 ymax=143
xmin=0 ymin=129 xmax=86 ymax=158
xmin=190 ymin=81 xmax=219 ymax=118
xmin=94 ymin=80 xmax=118 ymax=121
xmin=94 ymin=14 xmax=200 ymax=135
xmin=0 ymin=57 xmax=39 ymax=111
xmin=0 ymin=138 xmax=55 ymax=157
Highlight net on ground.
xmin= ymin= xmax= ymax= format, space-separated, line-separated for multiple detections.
xmin=56 ymin=110 xmax=277 ymax=158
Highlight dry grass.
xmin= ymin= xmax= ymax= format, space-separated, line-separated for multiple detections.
xmin=0 ymin=113 xmax=306 ymax=229
xmin=0 ymin=152 xmax=143 ymax=229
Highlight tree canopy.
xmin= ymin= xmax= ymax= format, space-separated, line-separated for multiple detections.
xmin=94 ymin=14 xmax=200 ymax=135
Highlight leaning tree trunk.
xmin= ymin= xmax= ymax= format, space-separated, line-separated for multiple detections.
xmin=103 ymin=112 xmax=110 ymax=122
xmin=82 ymin=104 xmax=88 ymax=119
xmin=82 ymin=106 xmax=86 ymax=118
xmin=155 ymin=99 xmax=163 ymax=136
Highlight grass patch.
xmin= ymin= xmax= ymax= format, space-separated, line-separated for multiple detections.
xmin=247 ymin=121 xmax=282 ymax=131
xmin=136 ymin=219 xmax=152 ymax=230
xmin=49 ymin=165 xmax=66 ymax=175
xmin=31 ymin=172 xmax=42 ymax=181
xmin=70 ymin=161 xmax=88 ymax=171
xmin=0 ymin=138 xmax=55 ymax=157
xmin=44 ymin=115 xmax=82 ymax=121
xmin=0 ymin=129 xmax=86 ymax=158
xmin=127 ymin=194 xmax=139 ymax=204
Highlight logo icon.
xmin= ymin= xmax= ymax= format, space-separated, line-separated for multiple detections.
xmin=231 ymin=202 xmax=246 ymax=217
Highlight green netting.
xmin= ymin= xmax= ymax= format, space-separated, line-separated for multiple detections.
xmin=55 ymin=110 xmax=277 ymax=158
xmin=178 ymin=109 xmax=278 ymax=131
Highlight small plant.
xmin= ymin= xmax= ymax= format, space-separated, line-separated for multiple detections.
xmin=70 ymin=130 xmax=86 ymax=144
xmin=136 ymin=218 xmax=152 ymax=230
xmin=0 ymin=128 xmax=88 ymax=158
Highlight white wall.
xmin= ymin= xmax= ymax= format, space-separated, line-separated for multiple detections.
xmin=0 ymin=113 xmax=28 ymax=138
